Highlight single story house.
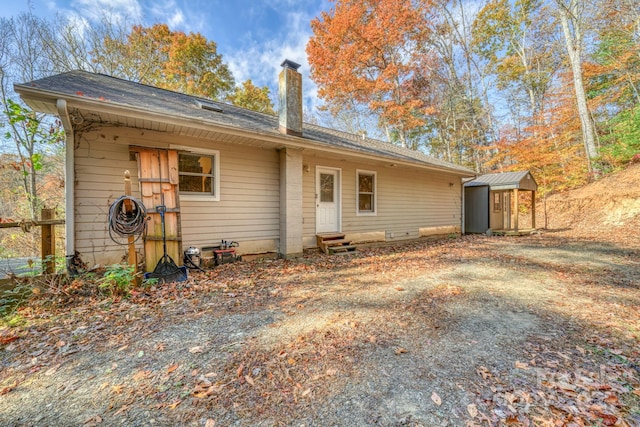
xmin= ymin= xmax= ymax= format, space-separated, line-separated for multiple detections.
xmin=15 ymin=60 xmax=475 ymax=270
xmin=463 ymin=171 xmax=538 ymax=234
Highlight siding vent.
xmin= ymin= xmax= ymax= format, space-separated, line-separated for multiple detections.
xmin=196 ymin=100 xmax=224 ymax=113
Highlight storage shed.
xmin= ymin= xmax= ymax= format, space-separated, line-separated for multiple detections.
xmin=464 ymin=171 xmax=537 ymax=234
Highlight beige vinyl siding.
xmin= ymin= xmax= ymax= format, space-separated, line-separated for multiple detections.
xmin=179 ymin=142 xmax=280 ymax=255
xmin=74 ymin=127 xmax=280 ymax=266
xmin=303 ymin=155 xmax=462 ymax=247
xmin=74 ymin=131 xmax=141 ymax=266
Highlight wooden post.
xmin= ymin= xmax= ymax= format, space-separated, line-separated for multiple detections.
xmin=531 ymin=190 xmax=536 ymax=229
xmin=41 ymin=208 xmax=55 ymax=274
xmin=507 ymin=190 xmax=512 ymax=230
xmin=513 ymin=188 xmax=519 ymax=232
xmin=124 ymin=171 xmax=137 ymax=273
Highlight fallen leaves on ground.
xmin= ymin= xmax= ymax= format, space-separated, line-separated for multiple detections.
xmin=431 ymin=391 xmax=442 ymax=406
xmin=472 ymin=335 xmax=640 ymax=426
xmin=0 ymin=233 xmax=638 ymax=426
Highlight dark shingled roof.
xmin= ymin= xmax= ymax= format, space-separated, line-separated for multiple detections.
xmin=464 ymin=171 xmax=537 ymax=191
xmin=15 ymin=70 xmax=474 ymax=175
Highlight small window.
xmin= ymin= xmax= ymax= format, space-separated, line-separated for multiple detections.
xmin=179 ymin=152 xmax=216 ymax=196
xmin=493 ymin=193 xmax=501 ymax=212
xmin=320 ymin=173 xmax=335 ymax=203
xmin=357 ymin=170 xmax=376 ymax=215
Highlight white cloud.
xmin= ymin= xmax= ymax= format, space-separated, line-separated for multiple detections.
xmin=167 ymin=9 xmax=184 ymax=27
xmin=224 ymin=8 xmax=323 ymax=115
xmin=147 ymin=0 xmax=187 ymax=30
xmin=69 ymin=0 xmax=143 ymax=23
xmin=53 ymin=0 xmax=328 ymax=114
xmin=64 ymin=13 xmax=91 ymax=38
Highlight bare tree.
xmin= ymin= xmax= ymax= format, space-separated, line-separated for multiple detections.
xmin=0 ymin=14 xmax=64 ymax=219
xmin=555 ymin=0 xmax=599 ymax=174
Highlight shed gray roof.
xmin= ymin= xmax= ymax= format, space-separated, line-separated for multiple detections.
xmin=15 ymin=70 xmax=474 ymax=175
xmin=464 ymin=171 xmax=537 ymax=191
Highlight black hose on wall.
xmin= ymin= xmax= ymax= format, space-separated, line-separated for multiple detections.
xmin=108 ymin=195 xmax=147 ymax=244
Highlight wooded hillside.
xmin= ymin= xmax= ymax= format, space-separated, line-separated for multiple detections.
xmin=307 ymin=0 xmax=640 ymax=193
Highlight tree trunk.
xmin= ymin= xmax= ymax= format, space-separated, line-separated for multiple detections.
xmin=556 ymin=0 xmax=599 ymax=174
xmin=30 ymin=160 xmax=38 ymax=219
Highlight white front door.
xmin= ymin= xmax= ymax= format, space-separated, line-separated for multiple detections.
xmin=316 ymin=167 xmax=341 ymax=233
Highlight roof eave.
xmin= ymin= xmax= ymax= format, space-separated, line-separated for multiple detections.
xmin=15 ymin=84 xmax=475 ymax=177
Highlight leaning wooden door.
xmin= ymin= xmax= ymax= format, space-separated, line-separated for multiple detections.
xmin=135 ymin=148 xmax=182 ymax=272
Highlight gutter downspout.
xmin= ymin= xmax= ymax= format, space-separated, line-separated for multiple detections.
xmin=56 ymin=100 xmax=75 ymax=261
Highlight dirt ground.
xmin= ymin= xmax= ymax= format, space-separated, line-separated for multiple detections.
xmin=2 ymin=164 xmax=640 ymax=426
xmin=541 ymin=164 xmax=640 ymax=244
xmin=1 ymin=229 xmax=639 ymax=426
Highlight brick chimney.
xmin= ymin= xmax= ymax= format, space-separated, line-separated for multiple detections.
xmin=279 ymin=59 xmax=303 ymax=137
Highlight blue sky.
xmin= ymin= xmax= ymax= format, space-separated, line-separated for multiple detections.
xmin=1 ymin=0 xmax=331 ymax=111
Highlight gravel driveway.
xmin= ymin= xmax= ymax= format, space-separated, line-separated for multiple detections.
xmin=1 ymin=233 xmax=639 ymax=426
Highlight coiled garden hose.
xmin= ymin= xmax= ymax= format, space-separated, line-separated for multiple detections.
xmin=108 ymin=195 xmax=147 ymax=244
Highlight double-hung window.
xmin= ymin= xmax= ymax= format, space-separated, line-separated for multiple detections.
xmin=175 ymin=147 xmax=220 ymax=201
xmin=357 ymin=170 xmax=376 ymax=215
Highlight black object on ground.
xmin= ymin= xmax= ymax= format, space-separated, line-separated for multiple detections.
xmin=144 ymin=205 xmax=187 ymax=284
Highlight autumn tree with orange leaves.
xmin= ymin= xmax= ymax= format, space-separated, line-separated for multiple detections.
xmin=94 ymin=23 xmax=235 ymax=101
xmin=307 ymin=0 xmax=502 ymax=168
xmin=307 ymin=0 xmax=438 ymax=149
xmin=489 ymin=73 xmax=588 ymax=225
xmin=227 ymin=80 xmax=276 ymax=115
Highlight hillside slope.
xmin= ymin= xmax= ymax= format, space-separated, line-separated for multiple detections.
xmin=540 ymin=163 xmax=640 ymax=246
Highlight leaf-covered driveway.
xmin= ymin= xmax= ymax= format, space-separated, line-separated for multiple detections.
xmin=1 ymin=234 xmax=639 ymax=426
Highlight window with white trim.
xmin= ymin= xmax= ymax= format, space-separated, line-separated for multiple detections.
xmin=178 ymin=151 xmax=219 ymax=199
xmin=357 ymin=170 xmax=376 ymax=215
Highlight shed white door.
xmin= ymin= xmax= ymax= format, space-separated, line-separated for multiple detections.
xmin=316 ymin=167 xmax=341 ymax=233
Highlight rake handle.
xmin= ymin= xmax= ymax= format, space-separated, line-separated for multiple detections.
xmin=156 ymin=205 xmax=167 ymax=257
